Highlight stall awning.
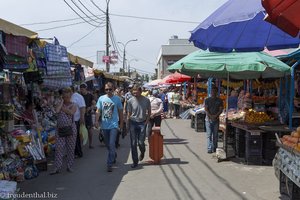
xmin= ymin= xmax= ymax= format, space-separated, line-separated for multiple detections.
xmin=0 ymin=18 xmax=37 ymax=38
xmin=68 ymin=53 xmax=94 ymax=68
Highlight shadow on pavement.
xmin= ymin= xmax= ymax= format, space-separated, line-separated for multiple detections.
xmin=19 ymin=133 xmax=131 ymax=200
xmin=163 ymin=138 xmax=189 ymax=145
xmin=163 ymin=120 xmax=248 ymax=200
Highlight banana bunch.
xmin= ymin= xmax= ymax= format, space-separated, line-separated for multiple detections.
xmin=252 ymin=80 xmax=276 ymax=90
xmin=222 ymin=80 xmax=243 ymax=88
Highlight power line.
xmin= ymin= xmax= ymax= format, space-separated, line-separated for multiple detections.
xmin=126 ymin=52 xmax=156 ymax=66
xmin=67 ymin=26 xmax=99 ymax=48
xmin=90 ymin=0 xmax=106 ymax=14
xmin=110 ymin=13 xmax=199 ymax=24
xmin=21 ymin=12 xmax=199 ymax=27
xmin=108 ymin=21 xmax=123 ymax=59
xmin=63 ymin=0 xmax=99 ymax=27
xmin=70 ymin=0 xmax=103 ymax=25
xmin=34 ymin=18 xmax=104 ymax=32
xmin=19 ymin=15 xmax=105 ymax=26
xmin=78 ymin=0 xmax=104 ymax=21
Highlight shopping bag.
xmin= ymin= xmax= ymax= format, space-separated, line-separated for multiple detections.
xmin=80 ymin=124 xmax=88 ymax=146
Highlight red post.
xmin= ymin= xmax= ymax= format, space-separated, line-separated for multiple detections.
xmin=149 ymin=127 xmax=163 ymax=164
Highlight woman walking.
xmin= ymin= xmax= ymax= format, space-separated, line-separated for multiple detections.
xmin=50 ymin=87 xmax=77 ymax=175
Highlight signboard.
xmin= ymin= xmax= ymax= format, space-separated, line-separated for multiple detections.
xmin=97 ymin=51 xmax=105 ymax=64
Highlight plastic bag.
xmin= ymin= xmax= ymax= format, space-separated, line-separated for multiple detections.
xmin=80 ymin=124 xmax=88 ymax=146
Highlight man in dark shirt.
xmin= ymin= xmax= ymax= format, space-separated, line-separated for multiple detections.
xmin=80 ymin=83 xmax=95 ymax=149
xmin=205 ymin=86 xmax=223 ymax=154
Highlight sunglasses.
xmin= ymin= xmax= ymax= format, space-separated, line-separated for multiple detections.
xmin=105 ymin=88 xmax=113 ymax=91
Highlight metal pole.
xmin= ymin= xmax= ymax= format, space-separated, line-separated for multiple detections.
xmin=105 ymin=2 xmax=110 ymax=72
xmin=123 ymin=49 xmax=126 ymax=75
xmin=289 ymin=61 xmax=300 ymax=129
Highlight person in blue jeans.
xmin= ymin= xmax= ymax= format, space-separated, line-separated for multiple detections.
xmin=95 ymin=82 xmax=123 ymax=172
xmin=205 ymin=86 xmax=223 ymax=154
xmin=127 ymin=85 xmax=151 ymax=168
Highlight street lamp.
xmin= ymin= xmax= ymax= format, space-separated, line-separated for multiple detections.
xmin=128 ymin=59 xmax=138 ymax=78
xmin=117 ymin=39 xmax=138 ymax=75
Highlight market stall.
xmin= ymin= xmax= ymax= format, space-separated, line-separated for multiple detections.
xmin=168 ymin=50 xmax=292 ymax=165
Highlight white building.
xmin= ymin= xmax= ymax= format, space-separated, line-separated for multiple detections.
xmin=157 ymin=35 xmax=198 ymax=79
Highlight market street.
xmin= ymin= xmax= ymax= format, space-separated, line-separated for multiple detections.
xmin=19 ymin=119 xmax=282 ymax=200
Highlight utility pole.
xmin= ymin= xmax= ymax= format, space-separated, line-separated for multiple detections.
xmin=122 ymin=49 xmax=126 ymax=75
xmin=105 ymin=1 xmax=110 ymax=72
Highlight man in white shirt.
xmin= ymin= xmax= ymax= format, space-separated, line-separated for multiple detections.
xmin=147 ymin=90 xmax=163 ymax=142
xmin=71 ymin=86 xmax=86 ymax=158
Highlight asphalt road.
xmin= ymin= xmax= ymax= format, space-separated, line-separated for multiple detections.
xmin=19 ymin=119 xmax=283 ymax=200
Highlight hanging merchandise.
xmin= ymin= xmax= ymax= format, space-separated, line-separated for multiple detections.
xmin=42 ymin=37 xmax=72 ymax=89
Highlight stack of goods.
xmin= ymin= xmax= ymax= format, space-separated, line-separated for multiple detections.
xmin=280 ymin=127 xmax=300 ymax=152
xmin=244 ymin=109 xmax=271 ymax=124
xmin=0 ymin=155 xmax=26 ymax=182
xmin=197 ymin=92 xmax=207 ymax=105
xmin=11 ymin=129 xmax=45 ymax=161
xmin=274 ymin=128 xmax=300 ymax=191
xmin=43 ymin=40 xmax=72 ymax=89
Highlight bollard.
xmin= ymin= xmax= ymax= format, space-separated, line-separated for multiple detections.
xmin=149 ymin=127 xmax=163 ymax=164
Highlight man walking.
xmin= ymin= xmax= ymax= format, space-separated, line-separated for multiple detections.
xmin=127 ymin=85 xmax=151 ymax=168
xmin=205 ymin=86 xmax=223 ymax=154
xmin=71 ymin=86 xmax=86 ymax=158
xmin=95 ymin=82 xmax=123 ymax=172
xmin=80 ymin=83 xmax=95 ymax=149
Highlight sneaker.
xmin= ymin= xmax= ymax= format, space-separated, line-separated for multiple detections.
xmin=107 ymin=166 xmax=113 ymax=172
xmin=207 ymin=150 xmax=213 ymax=154
xmin=131 ymin=163 xmax=138 ymax=168
xmin=139 ymin=152 xmax=145 ymax=161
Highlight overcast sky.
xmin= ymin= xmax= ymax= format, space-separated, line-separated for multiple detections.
xmin=1 ymin=0 xmax=227 ymax=75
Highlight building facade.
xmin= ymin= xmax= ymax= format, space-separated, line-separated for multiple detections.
xmin=157 ymin=36 xmax=198 ymax=79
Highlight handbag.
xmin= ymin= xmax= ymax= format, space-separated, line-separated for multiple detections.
xmin=58 ymin=126 xmax=73 ymax=137
xmin=57 ymin=104 xmax=74 ymax=137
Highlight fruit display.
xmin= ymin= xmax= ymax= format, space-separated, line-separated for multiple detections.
xmin=244 ymin=109 xmax=271 ymax=124
xmin=280 ymin=127 xmax=300 ymax=153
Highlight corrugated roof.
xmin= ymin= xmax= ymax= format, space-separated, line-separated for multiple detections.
xmin=0 ymin=18 xmax=37 ymax=38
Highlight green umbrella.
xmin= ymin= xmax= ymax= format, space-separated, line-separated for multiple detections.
xmin=168 ymin=51 xmax=291 ymax=79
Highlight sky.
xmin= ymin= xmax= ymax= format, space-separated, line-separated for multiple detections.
xmin=1 ymin=0 xmax=227 ymax=75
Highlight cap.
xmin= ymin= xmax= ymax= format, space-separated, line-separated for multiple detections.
xmin=80 ymin=83 xmax=88 ymax=88
xmin=152 ymin=90 xmax=158 ymax=96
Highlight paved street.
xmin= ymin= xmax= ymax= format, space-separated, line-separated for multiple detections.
xmin=20 ymin=119 xmax=282 ymax=200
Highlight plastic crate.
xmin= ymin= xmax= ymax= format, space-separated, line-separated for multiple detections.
xmin=34 ymin=159 xmax=48 ymax=171
xmin=235 ymin=129 xmax=245 ymax=158
xmin=195 ymin=113 xmax=206 ymax=132
xmin=246 ymin=137 xmax=262 ymax=156
xmin=280 ymin=171 xmax=300 ymax=200
xmin=190 ymin=116 xmax=195 ymax=128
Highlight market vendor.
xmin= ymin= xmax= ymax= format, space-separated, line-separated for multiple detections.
xmin=228 ymin=90 xmax=238 ymax=110
xmin=22 ymin=101 xmax=36 ymax=129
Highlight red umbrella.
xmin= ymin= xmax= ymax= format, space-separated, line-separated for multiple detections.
xmin=262 ymin=0 xmax=300 ymax=37
xmin=162 ymin=72 xmax=191 ymax=84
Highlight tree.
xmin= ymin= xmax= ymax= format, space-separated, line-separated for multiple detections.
xmin=145 ymin=74 xmax=149 ymax=82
